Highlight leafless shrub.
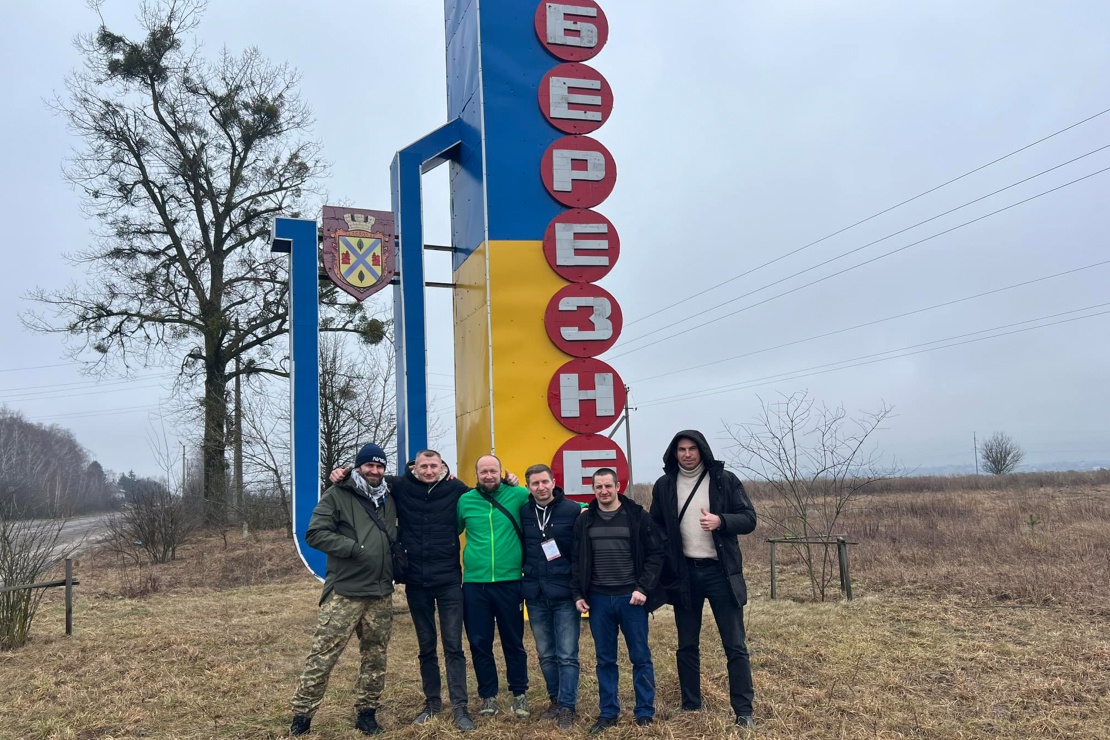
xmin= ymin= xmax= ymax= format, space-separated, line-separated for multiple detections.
xmin=981 ymin=431 xmax=1025 ymax=475
xmin=104 ymin=483 xmax=197 ymax=565
xmin=0 ymin=505 xmax=67 ymax=649
xmin=724 ymin=390 xmax=898 ymax=601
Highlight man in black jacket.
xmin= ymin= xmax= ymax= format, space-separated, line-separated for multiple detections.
xmin=649 ymin=430 xmax=757 ymax=728
xmin=330 ymin=449 xmax=479 ymax=731
xmin=520 ymin=464 xmax=583 ymax=730
xmin=572 ymin=468 xmax=664 ymax=733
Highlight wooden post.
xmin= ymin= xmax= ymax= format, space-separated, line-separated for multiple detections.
xmin=769 ymin=540 xmax=778 ymax=600
xmin=837 ymin=537 xmax=852 ymax=601
xmin=65 ymin=558 xmax=74 ymax=636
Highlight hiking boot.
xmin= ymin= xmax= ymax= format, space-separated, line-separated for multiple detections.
xmin=453 ymin=707 xmax=477 ymax=732
xmin=539 ymin=700 xmax=560 ymax=720
xmin=635 ymin=716 xmax=653 ymax=726
xmin=556 ymin=706 xmax=575 ymax=730
xmin=589 ymin=715 xmax=619 ymax=734
xmin=413 ymin=702 xmax=441 ymax=724
xmin=736 ymin=715 xmax=756 ymax=729
xmin=478 ymin=696 xmax=499 ymax=715
xmin=355 ymin=707 xmax=383 ymax=735
xmin=289 ymin=714 xmax=312 ymax=736
xmin=512 ymin=694 xmax=530 ymax=718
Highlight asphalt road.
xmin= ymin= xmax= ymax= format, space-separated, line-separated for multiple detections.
xmin=51 ymin=513 xmax=113 ymax=561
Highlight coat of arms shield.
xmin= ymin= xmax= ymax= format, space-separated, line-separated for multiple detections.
xmin=321 ymin=206 xmax=396 ymax=301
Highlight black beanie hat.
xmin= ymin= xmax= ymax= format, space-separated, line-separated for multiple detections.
xmin=355 ymin=443 xmax=388 ymax=468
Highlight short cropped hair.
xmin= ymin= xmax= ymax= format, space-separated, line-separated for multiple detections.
xmin=524 ymin=463 xmax=554 ymax=484
xmin=592 ymin=467 xmax=618 ymax=485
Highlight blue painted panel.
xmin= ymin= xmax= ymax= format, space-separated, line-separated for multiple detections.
xmin=273 ymin=216 xmax=325 ymax=580
xmin=392 ymin=120 xmax=464 ymax=469
xmin=446 ymin=0 xmax=487 ymax=267
xmin=479 ymin=0 xmax=565 ymax=241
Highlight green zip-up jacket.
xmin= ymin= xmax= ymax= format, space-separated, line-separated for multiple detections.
xmin=457 ymin=482 xmax=530 ymax=583
xmin=306 ymin=477 xmax=398 ymax=605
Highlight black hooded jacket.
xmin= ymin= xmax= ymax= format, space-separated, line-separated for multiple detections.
xmin=649 ymin=430 xmax=756 ymax=609
xmin=388 ymin=467 xmax=471 ymax=589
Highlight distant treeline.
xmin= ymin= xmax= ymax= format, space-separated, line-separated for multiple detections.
xmin=0 ymin=408 xmax=116 ymax=517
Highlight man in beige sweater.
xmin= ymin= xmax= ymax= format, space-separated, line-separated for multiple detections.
xmin=649 ymin=430 xmax=757 ymax=729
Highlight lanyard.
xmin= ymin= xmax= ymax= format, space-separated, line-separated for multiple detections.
xmin=534 ymin=503 xmax=553 ymax=536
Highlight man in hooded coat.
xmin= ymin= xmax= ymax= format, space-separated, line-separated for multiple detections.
xmin=649 ymin=430 xmax=758 ymax=728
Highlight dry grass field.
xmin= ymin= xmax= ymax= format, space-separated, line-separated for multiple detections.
xmin=2 ymin=474 xmax=1109 ymax=739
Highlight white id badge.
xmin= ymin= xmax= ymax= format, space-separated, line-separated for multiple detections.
xmin=541 ymin=538 xmax=561 ymax=561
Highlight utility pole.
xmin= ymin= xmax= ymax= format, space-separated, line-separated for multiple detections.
xmin=973 ymin=432 xmax=979 ymax=475
xmin=181 ymin=442 xmax=187 ymax=493
xmin=623 ymin=385 xmax=634 ymax=484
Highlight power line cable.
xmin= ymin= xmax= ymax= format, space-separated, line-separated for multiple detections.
xmin=609 ymin=164 xmax=1110 ymax=360
xmin=0 ymin=372 xmax=176 ymax=396
xmin=628 ymin=258 xmax=1110 ymax=384
xmin=616 ymin=146 xmax=1110 ymax=351
xmin=638 ymin=304 xmax=1110 ymax=408
xmin=0 ymin=381 xmax=175 ymax=403
xmin=27 ymin=404 xmax=167 ymax=423
xmin=0 ymin=363 xmax=72 ymax=374
xmin=626 ymin=105 xmax=1110 ymax=329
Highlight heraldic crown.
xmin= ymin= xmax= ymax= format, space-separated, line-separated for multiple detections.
xmin=344 ymin=213 xmax=377 ymax=232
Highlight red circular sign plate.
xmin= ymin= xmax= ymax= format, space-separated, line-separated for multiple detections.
xmin=542 ymin=208 xmax=620 ymax=283
xmin=538 ymin=62 xmax=614 ymax=135
xmin=534 ymin=0 xmax=609 ymax=62
xmin=547 ymin=358 xmax=627 ymax=434
xmin=541 ymin=135 xmax=617 ymax=208
xmin=544 ymin=283 xmax=623 ymax=357
xmin=552 ymin=434 xmax=629 ymax=500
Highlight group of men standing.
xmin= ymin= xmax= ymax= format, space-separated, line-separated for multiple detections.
xmin=287 ymin=430 xmax=757 ymax=736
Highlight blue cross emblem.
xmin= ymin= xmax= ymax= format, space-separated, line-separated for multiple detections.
xmin=340 ymin=236 xmax=382 ymax=283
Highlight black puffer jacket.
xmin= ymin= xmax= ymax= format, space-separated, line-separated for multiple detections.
xmin=521 ymin=487 xmax=581 ymax=601
xmin=389 ymin=468 xmax=471 ymax=588
xmin=649 ymin=430 xmax=756 ymax=609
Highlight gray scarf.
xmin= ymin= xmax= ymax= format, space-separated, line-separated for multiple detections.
xmin=352 ymin=471 xmax=388 ymax=506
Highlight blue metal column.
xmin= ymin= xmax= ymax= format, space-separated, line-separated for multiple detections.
xmin=390 ymin=119 xmax=463 ymax=472
xmin=271 ymin=216 xmax=325 ymax=579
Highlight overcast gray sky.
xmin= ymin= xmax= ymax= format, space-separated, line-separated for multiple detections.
xmin=2 ymin=0 xmax=1108 ymax=482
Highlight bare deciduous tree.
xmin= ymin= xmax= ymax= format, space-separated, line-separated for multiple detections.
xmin=980 ymin=431 xmax=1025 ymax=475
xmin=724 ymin=391 xmax=897 ymax=601
xmin=24 ymin=1 xmax=382 ymax=527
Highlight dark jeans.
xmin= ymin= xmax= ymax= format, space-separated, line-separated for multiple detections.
xmin=587 ymin=592 xmax=654 ymax=719
xmin=406 ymin=583 xmax=468 ymax=709
xmin=462 ymin=581 xmax=529 ymax=698
xmin=673 ymin=559 xmax=755 ymax=717
xmin=526 ymin=596 xmax=581 ymax=710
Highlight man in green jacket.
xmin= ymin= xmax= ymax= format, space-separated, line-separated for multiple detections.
xmin=290 ymin=443 xmax=398 ymax=736
xmin=457 ymin=454 xmax=531 ymax=719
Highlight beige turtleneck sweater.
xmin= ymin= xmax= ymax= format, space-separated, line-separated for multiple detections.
xmin=676 ymin=463 xmax=716 ymax=559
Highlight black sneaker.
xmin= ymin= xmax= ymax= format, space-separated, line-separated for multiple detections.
xmin=589 ymin=716 xmax=619 ymax=734
xmin=736 ymin=715 xmax=756 ymax=729
xmin=556 ymin=707 xmax=575 ymax=731
xmin=635 ymin=716 xmax=653 ymax=726
xmin=453 ymin=707 xmax=477 ymax=732
xmin=540 ymin=700 xmax=560 ymax=720
xmin=355 ymin=707 xmax=383 ymax=735
xmin=413 ymin=703 xmax=441 ymax=724
xmin=289 ymin=714 xmax=312 ymax=736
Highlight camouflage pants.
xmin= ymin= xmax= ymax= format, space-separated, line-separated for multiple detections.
xmin=291 ymin=592 xmax=393 ymax=717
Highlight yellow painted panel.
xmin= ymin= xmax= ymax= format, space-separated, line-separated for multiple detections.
xmin=453 ymin=242 xmax=491 ymax=478
xmin=487 ymin=240 xmax=574 ymax=478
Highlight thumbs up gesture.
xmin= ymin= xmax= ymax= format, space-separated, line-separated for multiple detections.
xmin=699 ymin=507 xmax=721 ymax=532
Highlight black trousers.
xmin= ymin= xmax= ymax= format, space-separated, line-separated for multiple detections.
xmin=406 ymin=583 xmax=469 ymax=709
xmin=673 ymin=559 xmax=755 ymax=717
xmin=463 ymin=581 xmax=529 ymax=698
